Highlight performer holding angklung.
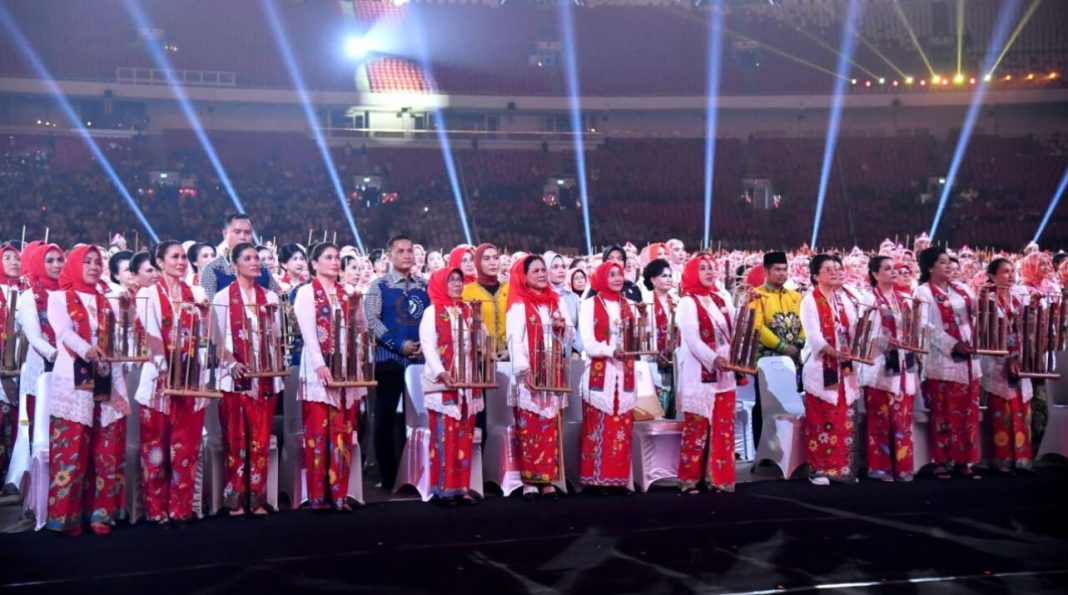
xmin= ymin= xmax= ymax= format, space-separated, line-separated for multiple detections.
xmin=914 ymin=246 xmax=982 ymax=480
xmin=45 ymin=245 xmax=130 ymax=535
xmin=675 ymin=254 xmax=738 ymax=494
xmin=800 ymin=254 xmax=860 ymax=486
xmin=135 ymin=240 xmax=210 ymax=525
xmin=16 ymin=242 xmax=63 ymax=449
xmin=859 ymin=256 xmax=919 ymax=482
xmin=294 ymin=242 xmax=366 ymax=511
xmin=505 ymin=255 xmax=570 ymax=500
xmin=0 ymin=243 xmax=22 ymax=480
xmin=419 ymin=267 xmax=485 ymax=505
xmin=211 ymin=242 xmax=284 ymax=517
xmin=578 ymin=261 xmax=637 ymax=493
xmin=980 ymin=258 xmax=1034 ymax=474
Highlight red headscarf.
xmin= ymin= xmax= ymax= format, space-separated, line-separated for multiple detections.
xmin=681 ymin=255 xmax=716 ymax=297
xmin=1 ymin=244 xmax=19 ymax=286
xmin=1019 ymin=252 xmax=1052 ymax=290
xmin=473 ymin=243 xmax=498 ymax=287
xmin=25 ymin=242 xmax=62 ymax=291
xmin=428 ymin=267 xmax=464 ymax=308
xmin=506 ymin=255 xmax=558 ymax=311
xmin=745 ymin=264 xmax=765 ymax=288
xmin=448 ymin=245 xmax=476 ymax=284
xmin=59 ymin=245 xmax=105 ymax=294
xmin=589 ymin=261 xmax=623 ymax=301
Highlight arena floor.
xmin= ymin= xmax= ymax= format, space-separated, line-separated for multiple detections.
xmin=1 ymin=464 xmax=1066 ymax=594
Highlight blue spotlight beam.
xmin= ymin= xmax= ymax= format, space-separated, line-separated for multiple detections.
xmin=0 ymin=5 xmax=159 ymax=243
xmin=702 ymin=1 xmax=725 ymax=251
xmin=408 ymin=10 xmax=473 ymax=246
xmin=260 ymin=0 xmax=365 ymax=253
xmin=929 ymin=0 xmax=1023 ymax=241
xmin=1032 ymin=165 xmax=1068 ymax=245
xmin=123 ymin=0 xmax=247 ymax=218
xmin=558 ymin=3 xmax=593 ymax=256
xmin=810 ymin=0 xmax=862 ymax=251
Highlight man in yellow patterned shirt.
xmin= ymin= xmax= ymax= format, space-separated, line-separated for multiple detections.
xmin=749 ymin=251 xmax=804 ymax=444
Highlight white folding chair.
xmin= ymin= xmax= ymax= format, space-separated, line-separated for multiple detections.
xmin=561 ymin=359 xmax=585 ymax=492
xmin=752 ymin=356 xmax=807 ymax=479
xmin=123 ymin=366 xmax=143 ymax=524
xmin=3 ymin=380 xmax=31 ymax=494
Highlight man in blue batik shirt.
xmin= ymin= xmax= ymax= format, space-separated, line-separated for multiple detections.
xmin=364 ymin=235 xmax=429 ymax=490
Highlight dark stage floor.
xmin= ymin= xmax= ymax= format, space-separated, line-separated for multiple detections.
xmin=2 ymin=467 xmax=1067 ymax=594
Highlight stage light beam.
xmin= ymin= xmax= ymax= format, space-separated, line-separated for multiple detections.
xmin=1031 ymin=165 xmax=1068 ymax=245
xmin=702 ymin=1 xmax=726 ymax=250
xmin=930 ymin=0 xmax=1024 ymax=240
xmin=123 ymin=0 xmax=247 ymax=217
xmin=987 ymin=0 xmax=1043 ymax=77
xmin=558 ymin=2 xmax=593 ymax=255
xmin=261 ymin=0 xmax=365 ymax=252
xmin=405 ymin=6 xmax=473 ymax=246
xmin=344 ymin=35 xmax=371 ymax=60
xmin=956 ymin=0 xmax=964 ymax=76
xmin=0 ymin=4 xmax=159 ymax=242
xmin=892 ymin=0 xmax=936 ymax=77
xmin=810 ymin=0 xmax=862 ymax=250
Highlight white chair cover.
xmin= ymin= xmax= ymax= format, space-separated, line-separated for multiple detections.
xmin=631 ymin=419 xmax=683 ymax=492
xmin=202 ymin=399 xmax=278 ymax=515
xmin=28 ymin=372 xmax=52 ymax=530
xmin=3 ymin=379 xmax=31 ymax=493
xmin=123 ymin=366 xmax=143 ymax=523
xmin=752 ymin=356 xmax=807 ymax=479
xmin=482 ymin=362 xmax=523 ymax=497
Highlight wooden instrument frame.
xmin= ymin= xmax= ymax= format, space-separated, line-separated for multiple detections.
xmin=161 ymin=300 xmax=223 ymax=399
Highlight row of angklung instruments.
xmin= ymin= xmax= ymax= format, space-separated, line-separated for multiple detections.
xmin=1 ymin=286 xmax=1064 ymax=401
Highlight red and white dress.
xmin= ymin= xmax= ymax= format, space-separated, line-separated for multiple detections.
xmin=294 ymin=278 xmax=366 ymax=508
xmin=45 ymin=287 xmax=129 ymax=532
xmin=135 ymin=280 xmax=209 ymax=521
xmin=211 ymin=282 xmax=284 ymax=511
xmin=676 ymin=286 xmax=737 ymax=491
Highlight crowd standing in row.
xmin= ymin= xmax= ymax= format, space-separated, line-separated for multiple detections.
xmin=1 ymin=212 xmax=1064 ymax=535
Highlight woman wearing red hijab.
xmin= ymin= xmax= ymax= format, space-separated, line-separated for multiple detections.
xmin=448 ymin=245 xmax=477 ymax=285
xmin=419 ymin=267 xmax=485 ymax=505
xmin=15 ymin=243 xmax=64 ymax=447
xmin=45 ymin=245 xmax=130 ymax=535
xmin=578 ymin=261 xmax=637 ymax=493
xmin=675 ymin=254 xmax=738 ymax=493
xmin=0 ymin=243 xmax=22 ymax=480
xmin=505 ymin=255 xmax=571 ymax=500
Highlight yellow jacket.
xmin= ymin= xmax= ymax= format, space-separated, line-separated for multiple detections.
xmin=749 ymin=283 xmax=805 ymax=358
xmin=461 ymin=282 xmax=510 ymax=351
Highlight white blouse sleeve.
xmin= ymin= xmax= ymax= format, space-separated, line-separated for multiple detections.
xmin=419 ymin=305 xmax=445 ymax=378
xmin=506 ymin=303 xmax=530 ymax=375
xmin=915 ymin=285 xmax=957 ymax=357
xmin=17 ymin=289 xmax=56 ymax=362
xmin=678 ymin=296 xmax=718 ymax=370
xmin=294 ymin=284 xmax=326 ymax=371
xmin=801 ymin=293 xmax=830 ymax=357
xmin=49 ymin=291 xmax=93 ymax=360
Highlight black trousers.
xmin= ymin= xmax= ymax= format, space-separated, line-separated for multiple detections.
xmin=373 ymin=361 xmax=407 ymax=490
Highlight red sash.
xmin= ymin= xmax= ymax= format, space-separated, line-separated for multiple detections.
xmin=874 ymin=287 xmax=900 ymax=338
xmin=157 ymin=281 xmax=195 ymax=354
xmin=312 ymin=278 xmax=348 ymax=359
xmin=693 ymin=297 xmax=721 ymax=383
xmin=435 ymin=302 xmax=474 ymax=405
xmin=653 ymin=293 xmax=675 ymax=355
xmin=927 ymin=282 xmax=973 ymax=343
xmin=996 ymin=289 xmax=1022 ymax=355
xmin=66 ymin=289 xmax=109 ymax=387
xmin=32 ymin=283 xmax=56 ymax=347
xmin=524 ymin=300 xmax=563 ymax=391
xmin=813 ymin=287 xmax=850 ymax=380
xmin=228 ymin=282 xmax=270 ymax=394
xmin=589 ymin=296 xmax=635 ymax=393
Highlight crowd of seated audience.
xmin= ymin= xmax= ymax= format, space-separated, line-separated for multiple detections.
xmin=2 ymin=130 xmax=1064 ymax=252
